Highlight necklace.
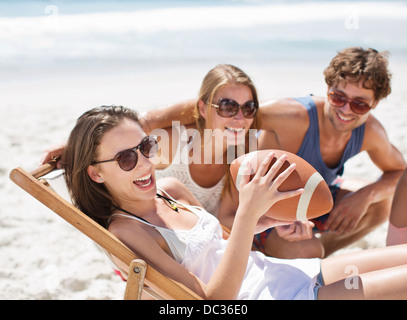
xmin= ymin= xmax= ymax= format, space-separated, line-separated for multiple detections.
xmin=112 ymin=193 xmax=178 ymax=221
xmin=156 ymin=193 xmax=179 ymax=212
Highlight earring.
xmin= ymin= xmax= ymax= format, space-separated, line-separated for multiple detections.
xmin=99 ymin=178 xmax=104 ymax=182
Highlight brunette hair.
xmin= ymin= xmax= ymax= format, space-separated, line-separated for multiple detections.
xmin=63 ymin=105 xmax=139 ymax=228
xmin=194 ymin=64 xmax=261 ymax=196
xmin=323 ymin=47 xmax=391 ymax=101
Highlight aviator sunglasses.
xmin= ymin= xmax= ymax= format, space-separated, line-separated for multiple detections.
xmin=91 ymin=135 xmax=158 ymax=171
xmin=211 ymin=98 xmax=259 ymax=118
xmin=328 ymin=90 xmax=373 ymax=115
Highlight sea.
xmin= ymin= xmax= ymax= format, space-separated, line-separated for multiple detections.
xmin=1 ymin=0 xmax=406 ymax=80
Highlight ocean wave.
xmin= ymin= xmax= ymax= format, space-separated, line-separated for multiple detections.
xmin=1 ymin=1 xmax=406 ymax=68
xmin=0 ymin=1 xmax=406 ymax=38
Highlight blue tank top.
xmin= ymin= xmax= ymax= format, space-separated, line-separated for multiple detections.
xmin=295 ymin=96 xmax=365 ymax=186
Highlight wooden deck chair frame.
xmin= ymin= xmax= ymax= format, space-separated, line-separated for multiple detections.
xmin=9 ymin=160 xmax=202 ymax=300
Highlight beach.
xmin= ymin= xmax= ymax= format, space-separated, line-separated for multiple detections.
xmin=1 ymin=0 xmax=406 ymax=300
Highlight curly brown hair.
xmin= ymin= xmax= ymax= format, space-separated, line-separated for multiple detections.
xmin=323 ymin=47 xmax=392 ymax=101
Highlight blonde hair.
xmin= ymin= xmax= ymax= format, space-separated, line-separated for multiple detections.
xmin=194 ymin=64 xmax=260 ymax=132
xmin=194 ymin=64 xmax=261 ymax=196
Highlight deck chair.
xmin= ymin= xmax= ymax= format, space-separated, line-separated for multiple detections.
xmin=9 ymin=160 xmax=202 ymax=300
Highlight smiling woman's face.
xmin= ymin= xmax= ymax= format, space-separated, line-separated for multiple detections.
xmin=88 ymin=118 xmax=157 ymax=206
xmin=200 ymin=83 xmax=254 ymax=146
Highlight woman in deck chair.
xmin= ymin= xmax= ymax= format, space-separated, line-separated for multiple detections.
xmin=63 ymin=105 xmax=407 ymax=300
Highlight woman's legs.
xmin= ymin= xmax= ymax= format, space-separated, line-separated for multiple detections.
xmin=318 ymin=264 xmax=407 ymax=300
xmin=318 ymin=244 xmax=407 ymax=299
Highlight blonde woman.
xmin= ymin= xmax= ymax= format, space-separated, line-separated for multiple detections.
xmin=149 ymin=64 xmax=260 ymax=223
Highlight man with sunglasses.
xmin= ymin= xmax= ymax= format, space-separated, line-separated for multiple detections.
xmin=254 ymin=47 xmax=406 ymax=258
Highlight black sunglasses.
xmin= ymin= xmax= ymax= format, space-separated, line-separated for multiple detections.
xmin=328 ymin=90 xmax=373 ymax=115
xmin=211 ymin=98 xmax=259 ymax=118
xmin=91 ymin=135 xmax=158 ymax=171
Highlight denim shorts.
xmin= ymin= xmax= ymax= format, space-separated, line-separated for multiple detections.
xmin=313 ymin=271 xmax=325 ymax=300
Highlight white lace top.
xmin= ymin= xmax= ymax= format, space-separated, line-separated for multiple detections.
xmin=155 ymin=125 xmax=225 ymax=217
xmin=112 ymin=190 xmax=321 ymax=300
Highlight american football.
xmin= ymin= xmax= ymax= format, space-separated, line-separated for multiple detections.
xmin=230 ymin=150 xmax=333 ymax=221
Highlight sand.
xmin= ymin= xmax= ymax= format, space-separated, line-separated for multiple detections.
xmin=1 ymin=60 xmax=406 ymax=300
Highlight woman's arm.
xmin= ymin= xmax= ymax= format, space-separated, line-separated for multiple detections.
xmin=203 ymin=152 xmax=303 ymax=299
xmin=39 ymin=142 xmax=66 ymax=167
xmin=140 ymin=99 xmax=197 ymax=133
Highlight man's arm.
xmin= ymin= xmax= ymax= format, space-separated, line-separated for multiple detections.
xmin=361 ymin=115 xmax=406 ymax=203
xmin=326 ymin=115 xmax=406 ymax=233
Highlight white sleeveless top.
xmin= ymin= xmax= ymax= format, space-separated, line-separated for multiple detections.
xmin=111 ymin=189 xmax=206 ymax=263
xmin=155 ymin=125 xmax=224 ymax=217
xmin=113 ymin=190 xmax=321 ymax=300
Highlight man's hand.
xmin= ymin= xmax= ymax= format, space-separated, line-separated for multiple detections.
xmin=325 ymin=190 xmax=370 ymax=234
xmin=275 ymin=221 xmax=315 ymax=241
